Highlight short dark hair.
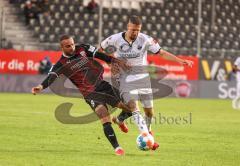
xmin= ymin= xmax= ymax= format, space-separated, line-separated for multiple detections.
xmin=128 ymin=15 xmax=142 ymax=25
xmin=59 ymin=34 xmax=72 ymax=42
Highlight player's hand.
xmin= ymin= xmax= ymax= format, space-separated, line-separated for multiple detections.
xmin=31 ymin=85 xmax=43 ymax=95
xmin=180 ymin=59 xmax=194 ymax=67
xmin=113 ymin=58 xmax=131 ymax=71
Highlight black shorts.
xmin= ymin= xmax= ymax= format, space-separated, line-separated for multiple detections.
xmin=85 ymin=81 xmax=121 ymax=110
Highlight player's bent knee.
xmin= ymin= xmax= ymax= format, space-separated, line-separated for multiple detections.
xmin=95 ymin=105 xmax=110 ymax=122
xmin=144 ymin=108 xmax=154 ymax=117
xmin=145 ymin=111 xmax=154 ymax=117
xmin=100 ymin=116 xmax=111 ymax=124
xmin=127 ymin=100 xmax=137 ymax=110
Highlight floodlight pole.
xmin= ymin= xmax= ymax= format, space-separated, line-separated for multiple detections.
xmin=211 ymin=0 xmax=216 ymax=29
xmin=197 ymin=0 xmax=202 ymax=57
xmin=98 ymin=0 xmax=103 ymax=45
xmin=0 ymin=7 xmax=5 ymax=48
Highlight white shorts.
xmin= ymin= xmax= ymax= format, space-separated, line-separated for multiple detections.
xmin=121 ymin=88 xmax=153 ymax=108
xmin=119 ymin=73 xmax=153 ymax=108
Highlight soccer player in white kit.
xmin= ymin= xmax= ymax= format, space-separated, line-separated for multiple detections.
xmin=100 ymin=16 xmax=193 ymax=150
xmin=232 ymin=57 xmax=240 ymax=109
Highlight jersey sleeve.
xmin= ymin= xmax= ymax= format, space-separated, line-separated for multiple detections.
xmin=40 ymin=61 xmax=62 ymax=89
xmin=147 ymin=36 xmax=161 ymax=54
xmin=78 ymin=44 xmax=98 ymax=57
xmin=100 ymin=35 xmax=115 ymax=51
xmin=48 ymin=61 xmax=62 ymax=77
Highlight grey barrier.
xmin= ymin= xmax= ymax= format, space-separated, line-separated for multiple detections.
xmin=0 ymin=74 xmax=236 ymax=99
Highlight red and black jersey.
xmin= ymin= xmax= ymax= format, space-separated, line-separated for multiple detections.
xmin=41 ymin=44 xmax=114 ymax=97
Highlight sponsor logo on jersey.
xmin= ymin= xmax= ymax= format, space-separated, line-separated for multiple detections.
xmin=120 ymin=43 xmax=132 ymax=53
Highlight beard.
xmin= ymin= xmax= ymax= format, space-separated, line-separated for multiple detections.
xmin=64 ymin=50 xmax=75 ymax=57
xmin=130 ymin=35 xmax=137 ymax=40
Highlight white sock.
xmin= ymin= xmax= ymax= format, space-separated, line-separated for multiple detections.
xmin=145 ymin=116 xmax=152 ymax=132
xmin=115 ymin=117 xmax=120 ymax=124
xmin=115 ymin=146 xmax=122 ymax=151
xmin=132 ymin=110 xmax=148 ymax=133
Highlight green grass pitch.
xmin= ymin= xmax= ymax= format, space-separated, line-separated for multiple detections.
xmin=0 ymin=93 xmax=240 ymax=166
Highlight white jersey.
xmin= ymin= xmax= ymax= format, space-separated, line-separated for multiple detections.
xmin=101 ymin=32 xmax=161 ymax=83
xmin=234 ymin=57 xmax=240 ymax=82
xmin=101 ymin=32 xmax=161 ymax=66
xmin=101 ymin=32 xmax=161 ymax=99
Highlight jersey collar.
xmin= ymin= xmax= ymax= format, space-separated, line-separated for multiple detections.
xmin=62 ymin=52 xmax=74 ymax=58
xmin=122 ymin=32 xmax=137 ymax=47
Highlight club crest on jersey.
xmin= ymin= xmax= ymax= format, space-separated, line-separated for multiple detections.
xmin=105 ymin=45 xmax=117 ymax=54
xmin=120 ymin=43 xmax=132 ymax=53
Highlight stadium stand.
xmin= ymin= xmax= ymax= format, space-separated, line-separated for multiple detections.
xmin=0 ymin=0 xmax=239 ymax=57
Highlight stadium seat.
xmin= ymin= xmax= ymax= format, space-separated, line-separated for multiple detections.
xmin=54 ymin=27 xmax=61 ymax=35
xmin=78 ymin=6 xmax=85 ymax=13
xmin=13 ymin=0 xmax=236 ymax=57
xmin=49 ymin=34 xmax=56 ymax=42
xmin=39 ymin=34 xmax=46 ymax=42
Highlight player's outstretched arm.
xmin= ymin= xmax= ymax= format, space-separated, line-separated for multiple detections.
xmin=31 ymin=74 xmax=58 ymax=95
xmin=94 ymin=51 xmax=131 ymax=71
xmin=97 ymin=48 xmax=121 ymax=75
xmin=31 ymin=85 xmax=43 ymax=95
xmin=159 ymin=49 xmax=193 ymax=67
xmin=112 ymin=57 xmax=131 ymax=71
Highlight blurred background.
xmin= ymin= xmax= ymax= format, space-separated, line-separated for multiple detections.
xmin=1 ymin=1 xmax=240 ymax=165
xmin=0 ymin=0 xmax=239 ymax=99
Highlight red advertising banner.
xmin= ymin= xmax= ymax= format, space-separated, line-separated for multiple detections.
xmin=0 ymin=50 xmax=198 ymax=80
xmin=148 ymin=55 xmax=199 ymax=80
xmin=0 ymin=50 xmax=61 ymax=74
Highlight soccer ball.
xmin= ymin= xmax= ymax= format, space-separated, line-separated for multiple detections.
xmin=136 ymin=132 xmax=154 ymax=150
xmin=175 ymin=81 xmax=191 ymax=98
